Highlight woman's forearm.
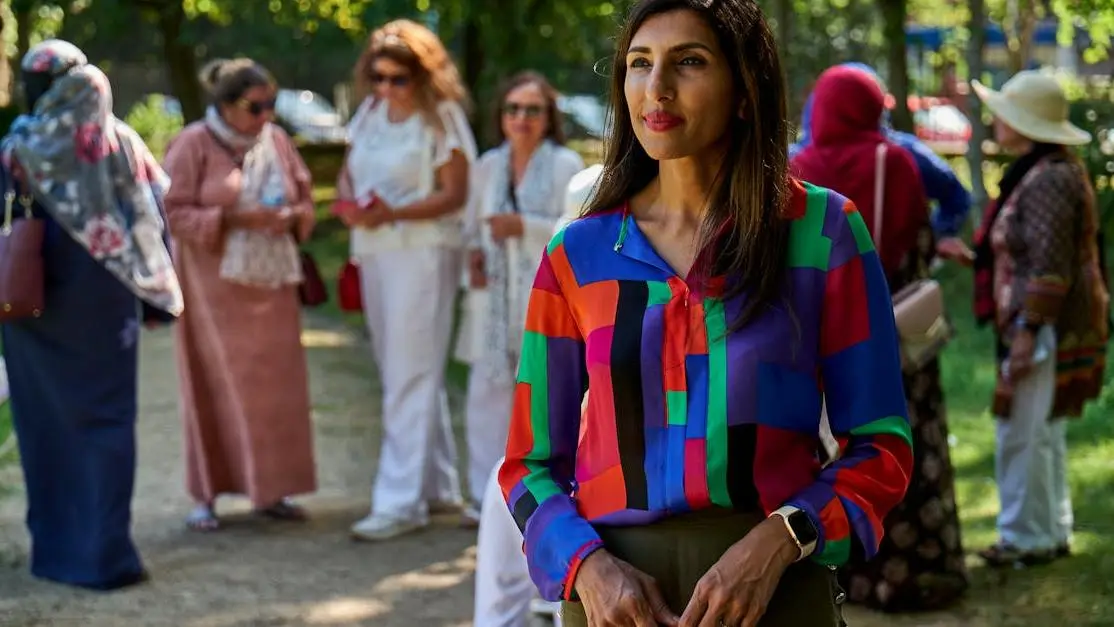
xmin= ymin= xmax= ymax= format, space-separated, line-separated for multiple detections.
xmin=393 ymin=189 xmax=467 ymax=222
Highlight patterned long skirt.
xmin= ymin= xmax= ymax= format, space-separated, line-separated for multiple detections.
xmin=837 ymin=359 xmax=968 ymax=612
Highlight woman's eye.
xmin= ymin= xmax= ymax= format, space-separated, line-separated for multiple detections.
xmin=629 ymin=57 xmax=651 ymax=69
xmin=679 ymin=56 xmax=705 ymax=66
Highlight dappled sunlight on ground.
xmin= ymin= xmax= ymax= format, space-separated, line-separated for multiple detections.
xmin=301 ymin=327 xmax=358 ymax=348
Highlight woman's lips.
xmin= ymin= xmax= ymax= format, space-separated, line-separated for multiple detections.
xmin=643 ymin=111 xmax=683 ymax=132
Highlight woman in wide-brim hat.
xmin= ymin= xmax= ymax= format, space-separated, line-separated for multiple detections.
xmin=969 ymin=70 xmax=1109 ymax=568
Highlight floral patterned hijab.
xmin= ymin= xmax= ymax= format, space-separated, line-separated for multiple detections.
xmin=1 ymin=39 xmax=183 ymax=316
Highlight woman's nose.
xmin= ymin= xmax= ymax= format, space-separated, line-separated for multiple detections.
xmin=646 ymin=66 xmax=675 ymax=103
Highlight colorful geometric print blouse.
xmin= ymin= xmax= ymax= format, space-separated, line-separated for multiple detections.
xmin=499 ymin=180 xmax=914 ymax=602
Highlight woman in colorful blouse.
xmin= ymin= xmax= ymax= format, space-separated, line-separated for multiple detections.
xmin=970 ymin=71 xmax=1108 ymax=568
xmin=498 ymin=1 xmax=913 ymax=626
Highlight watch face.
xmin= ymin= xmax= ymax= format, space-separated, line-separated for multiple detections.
xmin=788 ymin=511 xmax=819 ymax=545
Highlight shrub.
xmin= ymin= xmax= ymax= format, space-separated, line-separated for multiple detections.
xmin=124 ymin=94 xmax=183 ymax=160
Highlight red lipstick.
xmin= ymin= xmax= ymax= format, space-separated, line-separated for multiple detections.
xmin=643 ymin=110 xmax=683 ymax=132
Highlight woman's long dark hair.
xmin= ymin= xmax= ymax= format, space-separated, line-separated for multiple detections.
xmin=585 ymin=0 xmax=791 ymax=330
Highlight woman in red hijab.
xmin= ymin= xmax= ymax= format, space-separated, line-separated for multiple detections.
xmin=791 ymin=65 xmax=968 ymax=613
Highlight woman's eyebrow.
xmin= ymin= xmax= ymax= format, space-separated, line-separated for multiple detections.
xmin=627 ymin=42 xmax=714 ymax=55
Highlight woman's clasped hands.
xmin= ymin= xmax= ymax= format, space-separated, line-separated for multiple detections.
xmin=573 ymin=517 xmax=800 ymax=627
xmin=229 ymin=205 xmax=307 ymax=236
xmin=333 ymin=195 xmax=394 ymax=229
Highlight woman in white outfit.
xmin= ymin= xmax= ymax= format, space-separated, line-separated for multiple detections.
xmin=455 ymin=72 xmax=583 ymax=522
xmin=471 ymin=164 xmax=601 ymax=627
xmin=338 ymin=19 xmax=478 ymax=541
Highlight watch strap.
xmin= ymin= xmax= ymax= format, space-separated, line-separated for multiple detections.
xmin=770 ymin=505 xmax=817 ymax=561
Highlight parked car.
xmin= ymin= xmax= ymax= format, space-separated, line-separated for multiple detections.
xmin=909 ymin=97 xmax=972 ymax=156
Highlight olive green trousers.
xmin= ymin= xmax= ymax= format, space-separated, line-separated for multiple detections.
xmin=560 ymin=508 xmax=845 ymax=626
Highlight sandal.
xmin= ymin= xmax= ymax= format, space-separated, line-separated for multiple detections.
xmin=185 ymin=505 xmax=220 ymax=532
xmin=255 ymin=498 xmax=308 ymax=522
xmin=978 ymin=541 xmax=1055 ymax=568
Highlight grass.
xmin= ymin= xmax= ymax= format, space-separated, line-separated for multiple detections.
xmin=917 ymin=260 xmax=1114 ymax=626
xmin=305 ymin=181 xmax=1114 ymax=625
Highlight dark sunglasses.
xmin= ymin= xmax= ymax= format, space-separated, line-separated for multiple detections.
xmin=502 ymin=103 xmax=545 ymax=118
xmin=237 ymin=97 xmax=276 ymax=116
xmin=371 ymin=72 xmax=411 ymax=87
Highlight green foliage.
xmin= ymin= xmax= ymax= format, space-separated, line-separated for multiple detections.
xmin=1051 ymin=0 xmax=1114 ymax=63
xmin=123 ymin=94 xmax=183 ymax=159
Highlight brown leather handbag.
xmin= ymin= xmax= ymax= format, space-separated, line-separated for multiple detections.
xmin=872 ymin=143 xmax=952 ymax=373
xmin=0 ymin=183 xmax=44 ymax=322
xmin=298 ymin=250 xmax=327 ymax=308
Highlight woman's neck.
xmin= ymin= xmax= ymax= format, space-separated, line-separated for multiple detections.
xmin=638 ymin=155 xmax=720 ymax=233
xmin=386 ymin=100 xmax=416 ymax=123
xmin=509 ymin=138 xmax=542 ymax=178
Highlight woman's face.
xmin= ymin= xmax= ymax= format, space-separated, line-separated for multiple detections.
xmin=221 ymin=85 xmax=275 ymax=137
xmin=372 ymin=57 xmax=416 ymax=110
xmin=624 ymin=9 xmax=735 ymax=162
xmin=501 ymin=82 xmax=549 ymax=147
xmin=994 ymin=117 xmax=1030 ymax=153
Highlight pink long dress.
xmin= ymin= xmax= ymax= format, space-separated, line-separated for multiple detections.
xmin=163 ymin=122 xmax=317 ymax=508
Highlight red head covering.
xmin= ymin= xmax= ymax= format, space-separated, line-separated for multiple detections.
xmin=790 ymin=65 xmax=928 ymax=276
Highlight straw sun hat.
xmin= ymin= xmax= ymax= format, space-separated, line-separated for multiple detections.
xmin=971 ymin=70 xmax=1091 ymax=146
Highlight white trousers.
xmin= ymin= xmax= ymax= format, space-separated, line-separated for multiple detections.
xmin=995 ymin=328 xmax=1073 ymax=550
xmin=464 ymin=369 xmax=514 ymax=506
xmin=473 ymin=457 xmax=536 ymax=627
xmin=358 ymin=247 xmax=462 ymax=518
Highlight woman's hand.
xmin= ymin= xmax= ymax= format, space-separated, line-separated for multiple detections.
xmin=574 ymin=550 xmax=679 ymax=627
xmin=1007 ymin=327 xmax=1036 ymax=381
xmin=936 ymin=237 xmax=975 ymax=266
xmin=488 ymin=214 xmax=524 ymax=242
xmin=468 ymin=249 xmax=487 ymax=288
xmin=679 ymin=516 xmax=799 ymax=627
xmin=227 ymin=207 xmax=294 ymax=235
xmin=333 ymin=199 xmax=361 ymax=227
xmin=357 ymin=198 xmax=394 ymax=230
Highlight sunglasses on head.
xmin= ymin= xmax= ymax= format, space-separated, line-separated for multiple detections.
xmin=371 ymin=72 xmax=411 ymax=87
xmin=237 ymin=97 xmax=276 ymax=116
xmin=502 ymin=103 xmax=545 ymax=118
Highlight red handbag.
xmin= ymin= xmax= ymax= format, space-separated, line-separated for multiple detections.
xmin=337 ymin=260 xmax=363 ymax=312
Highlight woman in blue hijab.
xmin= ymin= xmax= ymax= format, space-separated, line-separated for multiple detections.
xmin=792 ymin=62 xmax=975 ymax=264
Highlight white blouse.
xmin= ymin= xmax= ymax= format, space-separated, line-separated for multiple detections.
xmin=344 ymin=97 xmax=477 ymax=253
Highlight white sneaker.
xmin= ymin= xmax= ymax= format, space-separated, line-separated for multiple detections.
xmin=349 ymin=512 xmax=429 ymax=541
xmin=460 ymin=502 xmax=481 ymax=528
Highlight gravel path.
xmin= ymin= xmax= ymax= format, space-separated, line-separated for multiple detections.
xmin=0 ymin=316 xmax=963 ymax=626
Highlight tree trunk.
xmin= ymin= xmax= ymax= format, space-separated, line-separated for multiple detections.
xmin=1005 ymin=0 xmax=1038 ymax=73
xmin=0 ymin=4 xmax=9 ymax=107
xmin=152 ymin=3 xmax=202 ymax=122
xmin=461 ymin=13 xmax=486 ymax=142
xmin=775 ymin=0 xmax=796 ymax=118
xmin=966 ymin=0 xmax=989 ymax=215
xmin=880 ymin=0 xmax=913 ymax=132
xmin=11 ymin=0 xmax=34 ymax=110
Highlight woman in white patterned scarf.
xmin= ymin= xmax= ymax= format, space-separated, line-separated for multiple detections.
xmin=163 ymin=58 xmax=317 ymax=533
xmin=454 ymin=72 xmax=584 ymax=526
xmin=0 ymin=39 xmax=181 ymax=591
